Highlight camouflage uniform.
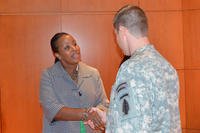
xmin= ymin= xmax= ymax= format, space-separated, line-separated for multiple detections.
xmin=106 ymin=45 xmax=181 ymax=133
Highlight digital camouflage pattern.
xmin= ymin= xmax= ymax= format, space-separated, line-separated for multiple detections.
xmin=106 ymin=45 xmax=181 ymax=133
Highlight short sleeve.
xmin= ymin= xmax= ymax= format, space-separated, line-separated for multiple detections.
xmin=39 ymin=70 xmax=65 ymax=123
xmin=93 ymin=70 xmax=109 ymax=110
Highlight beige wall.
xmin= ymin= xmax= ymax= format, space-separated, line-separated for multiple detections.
xmin=0 ymin=0 xmax=199 ymax=133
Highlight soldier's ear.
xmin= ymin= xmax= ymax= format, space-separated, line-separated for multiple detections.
xmin=119 ymin=26 xmax=128 ymax=36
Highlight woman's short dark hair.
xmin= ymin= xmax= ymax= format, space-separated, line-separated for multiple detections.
xmin=50 ymin=32 xmax=69 ymax=63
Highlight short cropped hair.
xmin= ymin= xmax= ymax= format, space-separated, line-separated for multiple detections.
xmin=113 ymin=5 xmax=148 ymax=37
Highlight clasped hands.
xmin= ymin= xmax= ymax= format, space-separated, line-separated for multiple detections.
xmin=84 ymin=107 xmax=106 ymax=131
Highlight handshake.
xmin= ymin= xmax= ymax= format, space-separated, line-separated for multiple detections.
xmin=82 ymin=107 xmax=106 ymax=131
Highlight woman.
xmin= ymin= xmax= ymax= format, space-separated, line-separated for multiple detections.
xmin=40 ymin=32 xmax=109 ymax=133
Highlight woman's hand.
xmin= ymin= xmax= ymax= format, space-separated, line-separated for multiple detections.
xmin=84 ymin=107 xmax=106 ymax=131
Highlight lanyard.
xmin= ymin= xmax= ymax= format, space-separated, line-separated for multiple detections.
xmin=80 ymin=121 xmax=86 ymax=133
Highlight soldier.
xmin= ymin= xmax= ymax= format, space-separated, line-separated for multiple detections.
xmin=106 ymin=5 xmax=181 ymax=133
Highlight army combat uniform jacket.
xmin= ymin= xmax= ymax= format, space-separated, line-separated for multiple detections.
xmin=106 ymin=45 xmax=181 ymax=133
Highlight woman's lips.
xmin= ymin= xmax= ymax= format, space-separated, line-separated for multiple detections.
xmin=72 ymin=52 xmax=80 ymax=59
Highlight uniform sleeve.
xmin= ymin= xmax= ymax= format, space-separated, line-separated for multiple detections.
xmin=127 ymin=74 xmax=154 ymax=131
xmin=118 ymin=70 xmax=169 ymax=132
xmin=39 ymin=70 xmax=65 ymax=123
xmin=93 ymin=70 xmax=109 ymax=111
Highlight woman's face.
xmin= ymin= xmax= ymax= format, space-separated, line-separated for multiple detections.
xmin=55 ymin=35 xmax=81 ymax=65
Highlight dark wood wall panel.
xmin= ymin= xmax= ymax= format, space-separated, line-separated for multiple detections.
xmin=61 ymin=0 xmax=138 ymax=12
xmin=178 ymin=70 xmax=186 ymax=129
xmin=0 ymin=87 xmax=1 ymax=133
xmin=182 ymin=0 xmax=200 ymax=10
xmin=183 ymin=10 xmax=200 ymax=69
xmin=139 ymin=0 xmax=182 ymax=11
xmin=184 ymin=129 xmax=200 ymax=133
xmin=0 ymin=0 xmax=60 ymax=12
xmin=0 ymin=15 xmax=61 ymax=133
xmin=185 ymin=70 xmax=200 ymax=129
xmin=147 ymin=11 xmax=184 ymax=69
xmin=183 ymin=0 xmax=200 ymax=131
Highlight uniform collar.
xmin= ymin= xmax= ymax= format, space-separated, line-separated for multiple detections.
xmin=130 ymin=44 xmax=153 ymax=59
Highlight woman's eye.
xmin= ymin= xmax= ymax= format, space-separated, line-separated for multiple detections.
xmin=73 ymin=42 xmax=77 ymax=46
xmin=64 ymin=46 xmax=70 ymax=50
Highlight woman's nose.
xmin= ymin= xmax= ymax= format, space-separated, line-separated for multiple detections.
xmin=70 ymin=45 xmax=78 ymax=51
